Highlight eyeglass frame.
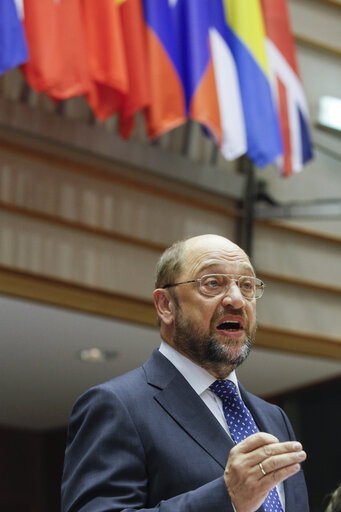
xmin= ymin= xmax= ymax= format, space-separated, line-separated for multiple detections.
xmin=162 ymin=273 xmax=265 ymax=300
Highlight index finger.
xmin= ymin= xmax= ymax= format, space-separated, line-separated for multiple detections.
xmin=236 ymin=432 xmax=279 ymax=453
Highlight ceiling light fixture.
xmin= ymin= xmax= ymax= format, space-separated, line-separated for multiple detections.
xmin=78 ymin=347 xmax=117 ymax=363
xmin=318 ymin=96 xmax=341 ymax=132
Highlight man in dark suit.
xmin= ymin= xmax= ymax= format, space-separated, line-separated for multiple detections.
xmin=61 ymin=234 xmax=309 ymax=512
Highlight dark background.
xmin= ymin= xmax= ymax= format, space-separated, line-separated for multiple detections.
xmin=2 ymin=376 xmax=340 ymax=512
xmin=269 ymin=375 xmax=341 ymax=512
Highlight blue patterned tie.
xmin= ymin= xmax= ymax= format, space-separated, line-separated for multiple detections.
xmin=210 ymin=379 xmax=283 ymax=512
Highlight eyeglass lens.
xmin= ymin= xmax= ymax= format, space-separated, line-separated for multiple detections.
xmin=200 ymin=274 xmax=263 ymax=299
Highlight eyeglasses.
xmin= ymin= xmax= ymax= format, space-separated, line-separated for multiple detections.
xmin=163 ymin=273 xmax=265 ymax=300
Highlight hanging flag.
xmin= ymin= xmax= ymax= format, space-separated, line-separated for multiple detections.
xmin=117 ymin=0 xmax=151 ymax=139
xmin=81 ymin=0 xmax=151 ymax=138
xmin=82 ymin=0 xmax=128 ymax=121
xmin=142 ymin=0 xmax=221 ymax=141
xmin=21 ymin=0 xmax=91 ymax=100
xmin=261 ymin=0 xmax=313 ymax=175
xmin=209 ymin=0 xmax=283 ymax=167
xmin=0 ymin=0 xmax=28 ymax=75
xmin=142 ymin=0 xmax=186 ymax=138
xmin=208 ymin=1 xmax=247 ymax=160
xmin=183 ymin=0 xmax=221 ymax=143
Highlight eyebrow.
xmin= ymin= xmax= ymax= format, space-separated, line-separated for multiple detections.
xmin=196 ymin=262 xmax=255 ymax=276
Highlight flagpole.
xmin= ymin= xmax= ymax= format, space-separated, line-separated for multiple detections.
xmin=238 ymin=155 xmax=256 ymax=259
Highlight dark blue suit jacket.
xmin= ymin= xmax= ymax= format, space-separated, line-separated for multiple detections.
xmin=61 ymin=349 xmax=309 ymax=512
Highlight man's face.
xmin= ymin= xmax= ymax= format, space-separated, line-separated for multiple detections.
xmin=169 ymin=235 xmax=257 ymax=377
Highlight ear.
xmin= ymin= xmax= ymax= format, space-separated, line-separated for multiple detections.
xmin=153 ymin=288 xmax=175 ymax=326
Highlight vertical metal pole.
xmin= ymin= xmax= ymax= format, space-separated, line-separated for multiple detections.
xmin=238 ymin=156 xmax=256 ymax=259
xmin=181 ymin=120 xmax=193 ymax=156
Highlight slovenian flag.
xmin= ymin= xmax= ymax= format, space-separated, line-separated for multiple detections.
xmin=261 ymin=0 xmax=313 ymax=175
xmin=0 ymin=0 xmax=28 ymax=75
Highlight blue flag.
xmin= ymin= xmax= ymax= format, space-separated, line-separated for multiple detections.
xmin=0 ymin=0 xmax=28 ymax=75
xmin=209 ymin=0 xmax=283 ymax=167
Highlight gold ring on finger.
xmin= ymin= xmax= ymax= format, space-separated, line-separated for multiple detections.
xmin=259 ymin=462 xmax=267 ymax=477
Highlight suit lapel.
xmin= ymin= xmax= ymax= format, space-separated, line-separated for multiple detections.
xmin=143 ymin=349 xmax=234 ymax=469
xmin=240 ymin=383 xmax=285 ymax=441
xmin=144 ymin=353 xmax=299 ymax=511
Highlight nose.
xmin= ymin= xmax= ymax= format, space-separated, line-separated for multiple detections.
xmin=221 ymin=280 xmax=246 ymax=309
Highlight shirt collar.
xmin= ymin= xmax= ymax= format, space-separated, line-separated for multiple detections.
xmin=159 ymin=340 xmax=239 ymax=396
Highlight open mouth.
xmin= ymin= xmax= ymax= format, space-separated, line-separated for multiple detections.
xmin=217 ymin=321 xmax=242 ymax=332
xmin=216 ymin=315 xmax=245 ymax=337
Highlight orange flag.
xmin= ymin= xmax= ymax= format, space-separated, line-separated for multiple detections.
xmin=82 ymin=0 xmax=129 ymax=121
xmin=117 ymin=0 xmax=151 ymax=139
xmin=82 ymin=0 xmax=151 ymax=138
xmin=21 ymin=0 xmax=91 ymax=100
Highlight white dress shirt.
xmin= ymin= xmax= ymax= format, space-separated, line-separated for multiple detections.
xmin=159 ymin=340 xmax=285 ymax=510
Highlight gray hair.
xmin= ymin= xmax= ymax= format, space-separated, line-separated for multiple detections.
xmin=155 ymin=239 xmax=187 ymax=289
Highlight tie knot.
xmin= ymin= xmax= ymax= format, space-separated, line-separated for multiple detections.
xmin=209 ymin=379 xmax=238 ymax=401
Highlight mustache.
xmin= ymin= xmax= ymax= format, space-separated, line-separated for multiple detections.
xmin=213 ymin=307 xmax=248 ymax=322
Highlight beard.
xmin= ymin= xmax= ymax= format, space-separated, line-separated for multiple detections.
xmin=172 ymin=301 xmax=256 ymax=377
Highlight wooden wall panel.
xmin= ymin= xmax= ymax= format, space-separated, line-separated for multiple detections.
xmin=253 ymin=224 xmax=340 ymax=289
xmin=258 ymin=280 xmax=341 ymax=338
xmin=0 ymin=147 xmax=235 ymax=249
xmin=0 ymin=211 xmax=159 ymax=298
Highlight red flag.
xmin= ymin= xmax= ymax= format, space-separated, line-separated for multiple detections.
xmin=82 ymin=0 xmax=151 ymax=138
xmin=81 ymin=0 xmax=128 ymax=121
xmin=117 ymin=0 xmax=151 ymax=139
xmin=21 ymin=0 xmax=90 ymax=100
